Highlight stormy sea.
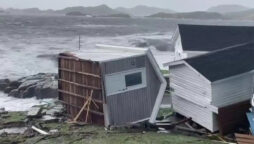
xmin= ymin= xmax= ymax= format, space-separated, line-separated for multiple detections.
xmin=1 ymin=14 xmax=253 ymax=111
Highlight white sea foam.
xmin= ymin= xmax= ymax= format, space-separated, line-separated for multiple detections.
xmin=0 ymin=92 xmax=54 ymax=111
xmin=0 ymin=31 xmax=175 ymax=111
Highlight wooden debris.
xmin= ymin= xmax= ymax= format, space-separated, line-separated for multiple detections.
xmin=235 ymin=133 xmax=254 ymax=144
xmin=72 ymin=90 xmax=94 ymax=123
xmin=31 ymin=126 xmax=49 ymax=135
xmin=156 ymin=118 xmax=192 ymax=129
xmin=175 ymin=126 xmax=207 ymax=135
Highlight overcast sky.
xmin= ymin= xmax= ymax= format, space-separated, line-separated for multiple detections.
xmin=0 ymin=0 xmax=253 ymax=12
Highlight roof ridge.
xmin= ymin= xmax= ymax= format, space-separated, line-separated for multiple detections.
xmin=184 ymin=42 xmax=253 ymax=61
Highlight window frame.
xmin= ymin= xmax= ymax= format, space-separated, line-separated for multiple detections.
xmin=105 ymin=68 xmax=147 ymax=96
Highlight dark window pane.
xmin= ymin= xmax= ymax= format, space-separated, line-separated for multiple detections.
xmin=125 ymin=72 xmax=142 ymax=87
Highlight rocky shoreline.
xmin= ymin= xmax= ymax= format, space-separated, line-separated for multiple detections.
xmin=0 ymin=73 xmax=58 ymax=99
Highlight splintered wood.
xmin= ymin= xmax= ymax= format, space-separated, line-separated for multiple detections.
xmin=58 ymin=54 xmax=105 ymax=125
xmin=235 ymin=133 xmax=254 ymax=144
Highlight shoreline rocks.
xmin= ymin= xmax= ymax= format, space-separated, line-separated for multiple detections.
xmin=0 ymin=73 xmax=58 ymax=99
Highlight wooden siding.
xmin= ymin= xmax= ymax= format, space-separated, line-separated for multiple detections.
xmin=102 ymin=55 xmax=160 ymax=125
xmin=170 ymin=64 xmax=211 ymax=106
xmin=211 ymin=73 xmax=254 ymax=107
xmin=58 ymin=54 xmax=104 ymax=125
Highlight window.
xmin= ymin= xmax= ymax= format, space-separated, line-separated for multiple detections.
xmin=125 ymin=72 xmax=142 ymax=87
xmin=105 ymin=68 xmax=147 ymax=96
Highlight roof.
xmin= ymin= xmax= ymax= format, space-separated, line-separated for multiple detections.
xmin=64 ymin=44 xmax=147 ymax=62
xmin=184 ymin=43 xmax=254 ymax=82
xmin=178 ymin=24 xmax=254 ymax=51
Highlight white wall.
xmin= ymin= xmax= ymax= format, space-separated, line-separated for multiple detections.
xmin=211 ymin=72 xmax=254 ymax=107
xmin=170 ymin=64 xmax=212 ymax=106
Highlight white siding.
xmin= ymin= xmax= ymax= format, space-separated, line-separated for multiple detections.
xmin=172 ymin=95 xmax=218 ymax=132
xmin=174 ymin=36 xmax=187 ymax=60
xmin=211 ymin=72 xmax=254 ymax=107
xmin=170 ymin=64 xmax=211 ymax=106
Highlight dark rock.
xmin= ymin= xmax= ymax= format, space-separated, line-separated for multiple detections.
xmin=22 ymin=86 xmax=36 ymax=98
xmin=7 ymin=73 xmax=58 ymax=99
xmin=0 ymin=107 xmax=7 ymax=114
xmin=8 ymin=89 xmax=20 ymax=98
xmin=4 ymin=86 xmax=16 ymax=93
xmin=9 ymin=81 xmax=22 ymax=89
xmin=0 ymin=79 xmax=10 ymax=91
xmin=34 ymin=79 xmax=58 ymax=99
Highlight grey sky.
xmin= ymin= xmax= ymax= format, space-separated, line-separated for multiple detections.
xmin=0 ymin=0 xmax=253 ymax=12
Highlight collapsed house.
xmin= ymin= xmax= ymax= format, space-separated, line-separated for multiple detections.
xmin=58 ymin=45 xmax=166 ymax=127
xmin=173 ymin=24 xmax=254 ymax=60
xmin=165 ymin=43 xmax=254 ymax=134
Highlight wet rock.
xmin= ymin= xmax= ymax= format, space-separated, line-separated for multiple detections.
xmin=34 ymin=79 xmax=58 ymax=99
xmin=8 ymin=89 xmax=20 ymax=98
xmin=45 ymin=105 xmax=64 ymax=116
xmin=18 ymin=79 xmax=39 ymax=91
xmin=6 ymin=73 xmax=58 ymax=99
xmin=4 ymin=86 xmax=15 ymax=94
xmin=22 ymin=86 xmax=36 ymax=98
xmin=0 ymin=108 xmax=7 ymax=114
xmin=0 ymin=79 xmax=10 ymax=91
xmin=9 ymin=81 xmax=22 ymax=89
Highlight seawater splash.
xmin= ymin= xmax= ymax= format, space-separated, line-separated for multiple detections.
xmin=0 ymin=92 xmax=53 ymax=111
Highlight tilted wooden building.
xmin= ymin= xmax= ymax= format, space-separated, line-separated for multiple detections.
xmin=58 ymin=45 xmax=166 ymax=127
xmin=165 ymin=43 xmax=254 ymax=134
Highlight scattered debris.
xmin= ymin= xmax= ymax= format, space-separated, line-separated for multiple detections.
xmin=0 ymin=108 xmax=7 ymax=115
xmin=235 ymin=133 xmax=254 ymax=144
xmin=27 ymin=106 xmax=42 ymax=118
xmin=0 ymin=127 xmax=27 ymax=135
xmin=31 ymin=126 xmax=49 ymax=135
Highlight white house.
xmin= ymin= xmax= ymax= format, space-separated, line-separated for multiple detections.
xmin=165 ymin=43 xmax=254 ymax=133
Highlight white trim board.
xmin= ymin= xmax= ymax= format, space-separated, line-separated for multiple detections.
xmin=147 ymin=50 xmax=167 ymax=123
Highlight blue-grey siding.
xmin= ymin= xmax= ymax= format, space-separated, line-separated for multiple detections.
xmin=101 ymin=55 xmax=160 ymax=125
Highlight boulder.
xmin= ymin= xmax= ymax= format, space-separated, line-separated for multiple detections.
xmin=0 ymin=79 xmax=10 ymax=91
xmin=4 ymin=86 xmax=15 ymax=94
xmin=22 ymin=86 xmax=36 ymax=98
xmin=6 ymin=73 xmax=58 ymax=99
xmin=9 ymin=81 xmax=22 ymax=89
xmin=8 ymin=89 xmax=20 ymax=98
xmin=34 ymin=79 xmax=58 ymax=99
xmin=0 ymin=107 xmax=7 ymax=114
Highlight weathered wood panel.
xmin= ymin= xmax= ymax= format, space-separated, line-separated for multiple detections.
xmin=235 ymin=133 xmax=254 ymax=144
xmin=218 ymin=101 xmax=250 ymax=135
xmin=102 ymin=55 xmax=160 ymax=125
xmin=58 ymin=53 xmax=104 ymax=125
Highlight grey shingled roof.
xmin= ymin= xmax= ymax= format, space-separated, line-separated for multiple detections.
xmin=178 ymin=24 xmax=254 ymax=51
xmin=185 ymin=43 xmax=254 ymax=82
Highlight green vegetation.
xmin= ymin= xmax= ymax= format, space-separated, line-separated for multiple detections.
xmin=0 ymin=112 xmax=26 ymax=128
xmin=161 ymin=70 xmax=169 ymax=75
xmin=23 ymin=123 xmax=221 ymax=144
xmin=158 ymin=108 xmax=173 ymax=118
xmin=0 ymin=112 xmax=223 ymax=144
